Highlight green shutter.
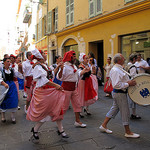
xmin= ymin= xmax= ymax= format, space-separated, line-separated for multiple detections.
xmin=41 ymin=19 xmax=42 ymax=38
xmin=95 ymin=0 xmax=102 ymax=15
xmin=38 ymin=21 xmax=40 ymax=40
xmin=124 ymin=0 xmax=133 ymax=3
xmin=35 ymin=24 xmax=37 ymax=41
xmin=55 ymin=7 xmax=58 ymax=32
xmin=44 ymin=15 xmax=46 ymax=35
xmin=70 ymin=0 xmax=74 ymax=25
xmin=47 ymin=11 xmax=52 ymax=33
xmin=66 ymin=0 xmax=70 ymax=26
xmin=89 ymin=0 xmax=95 ymax=18
xmin=39 ymin=0 xmax=43 ymax=4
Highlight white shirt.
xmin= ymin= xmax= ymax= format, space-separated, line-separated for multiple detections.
xmin=33 ymin=64 xmax=49 ymax=88
xmin=57 ymin=62 xmax=79 ymax=82
xmin=135 ymin=59 xmax=149 ymax=73
xmin=110 ymin=64 xmax=129 ymax=90
xmin=127 ymin=62 xmax=137 ymax=78
xmin=105 ymin=64 xmax=113 ymax=77
xmin=22 ymin=59 xmax=33 ymax=77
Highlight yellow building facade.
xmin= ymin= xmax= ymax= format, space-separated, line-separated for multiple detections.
xmin=35 ymin=0 xmax=150 ymax=80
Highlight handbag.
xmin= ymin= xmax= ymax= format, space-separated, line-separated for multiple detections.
xmin=104 ymin=78 xmax=113 ymax=93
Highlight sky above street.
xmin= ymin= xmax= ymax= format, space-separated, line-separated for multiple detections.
xmin=0 ymin=0 xmax=19 ymax=54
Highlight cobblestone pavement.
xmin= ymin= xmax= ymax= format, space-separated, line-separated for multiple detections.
xmin=0 ymin=86 xmax=150 ymax=150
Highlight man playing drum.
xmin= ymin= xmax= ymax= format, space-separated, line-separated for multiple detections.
xmin=99 ymin=53 xmax=140 ymax=138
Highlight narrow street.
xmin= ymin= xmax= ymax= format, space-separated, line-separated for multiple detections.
xmin=0 ymin=86 xmax=150 ymax=150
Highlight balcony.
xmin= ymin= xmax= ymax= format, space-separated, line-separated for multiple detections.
xmin=23 ymin=7 xmax=32 ymax=23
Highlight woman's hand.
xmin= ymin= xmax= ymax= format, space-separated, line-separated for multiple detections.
xmin=55 ymin=84 xmax=64 ymax=91
xmin=4 ymin=83 xmax=9 ymax=88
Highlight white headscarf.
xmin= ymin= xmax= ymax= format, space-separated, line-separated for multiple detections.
xmin=79 ymin=53 xmax=86 ymax=62
xmin=31 ymin=48 xmax=44 ymax=60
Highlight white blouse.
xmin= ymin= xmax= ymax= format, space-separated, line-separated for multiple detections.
xmin=105 ymin=64 xmax=113 ymax=78
xmin=0 ymin=68 xmax=18 ymax=84
xmin=57 ymin=62 xmax=79 ymax=82
xmin=33 ymin=64 xmax=49 ymax=88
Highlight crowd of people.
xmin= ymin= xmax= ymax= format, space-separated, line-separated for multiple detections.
xmin=0 ymin=49 xmax=150 ymax=142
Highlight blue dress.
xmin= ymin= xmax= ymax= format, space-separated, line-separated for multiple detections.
xmin=0 ymin=68 xmax=18 ymax=110
xmin=17 ymin=77 xmax=24 ymax=90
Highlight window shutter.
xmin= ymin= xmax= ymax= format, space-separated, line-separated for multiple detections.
xmin=66 ymin=0 xmax=70 ymax=26
xmin=55 ymin=7 xmax=58 ymax=32
xmin=41 ymin=19 xmax=42 ymax=38
xmin=89 ymin=0 xmax=95 ymax=18
xmin=70 ymin=0 xmax=74 ymax=25
xmin=96 ymin=0 xmax=102 ymax=15
xmin=35 ymin=24 xmax=37 ymax=41
xmin=44 ymin=15 xmax=47 ymax=35
xmin=38 ymin=21 xmax=41 ymax=40
xmin=124 ymin=0 xmax=133 ymax=3
xmin=47 ymin=11 xmax=52 ymax=33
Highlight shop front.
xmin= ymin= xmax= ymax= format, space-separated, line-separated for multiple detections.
xmin=121 ymin=31 xmax=150 ymax=64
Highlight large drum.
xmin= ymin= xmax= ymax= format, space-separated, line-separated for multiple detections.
xmin=128 ymin=73 xmax=150 ymax=106
xmin=0 ymin=85 xmax=9 ymax=105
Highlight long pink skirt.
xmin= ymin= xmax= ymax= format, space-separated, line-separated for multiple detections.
xmin=78 ymin=74 xmax=98 ymax=106
xmin=26 ymin=87 xmax=65 ymax=122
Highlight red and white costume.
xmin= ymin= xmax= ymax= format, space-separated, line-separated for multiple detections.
xmin=78 ymin=54 xmax=98 ymax=106
xmin=57 ymin=51 xmax=81 ymax=113
xmin=27 ymin=49 xmax=65 ymax=122
xmin=22 ymin=59 xmax=34 ymax=102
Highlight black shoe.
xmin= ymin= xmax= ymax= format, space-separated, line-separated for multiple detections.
xmin=31 ymin=127 xmax=39 ymax=140
xmin=130 ymin=114 xmax=141 ymax=120
xmin=12 ymin=120 xmax=16 ymax=124
xmin=79 ymin=113 xmax=84 ymax=118
xmin=23 ymin=95 xmax=27 ymax=98
xmin=84 ymin=108 xmax=91 ymax=115
xmin=57 ymin=130 xmax=69 ymax=138
xmin=1 ymin=119 xmax=6 ymax=123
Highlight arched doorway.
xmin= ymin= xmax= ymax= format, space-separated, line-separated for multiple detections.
xmin=60 ymin=35 xmax=81 ymax=59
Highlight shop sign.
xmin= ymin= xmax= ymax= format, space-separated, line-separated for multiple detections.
xmin=144 ymin=42 xmax=150 ymax=48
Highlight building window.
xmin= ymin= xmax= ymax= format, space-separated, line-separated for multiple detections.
xmin=66 ymin=0 xmax=74 ymax=26
xmin=89 ymin=0 xmax=102 ymax=18
xmin=55 ymin=7 xmax=58 ymax=32
xmin=47 ymin=11 xmax=52 ymax=34
xmin=35 ymin=24 xmax=38 ymax=41
xmin=43 ymin=15 xmax=47 ymax=36
xmin=47 ymin=7 xmax=58 ymax=34
xmin=121 ymin=31 xmax=150 ymax=63
xmin=38 ymin=19 xmax=42 ymax=40
xmin=124 ymin=0 xmax=135 ymax=4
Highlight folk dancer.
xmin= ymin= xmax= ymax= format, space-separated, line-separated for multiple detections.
xmin=10 ymin=54 xmax=20 ymax=110
xmin=22 ymin=52 xmax=34 ymax=113
xmin=57 ymin=50 xmax=87 ymax=128
xmin=26 ymin=49 xmax=68 ymax=142
xmin=78 ymin=53 xmax=98 ymax=117
xmin=0 ymin=58 xmax=18 ymax=124
xmin=99 ymin=53 xmax=140 ymax=138
xmin=50 ymin=55 xmax=63 ymax=85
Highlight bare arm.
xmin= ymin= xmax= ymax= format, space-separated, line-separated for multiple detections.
xmin=47 ymin=80 xmax=64 ymax=91
xmin=1 ymin=81 xmax=9 ymax=88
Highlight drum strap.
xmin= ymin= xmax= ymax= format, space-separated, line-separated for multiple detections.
xmin=114 ymin=64 xmax=131 ymax=77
